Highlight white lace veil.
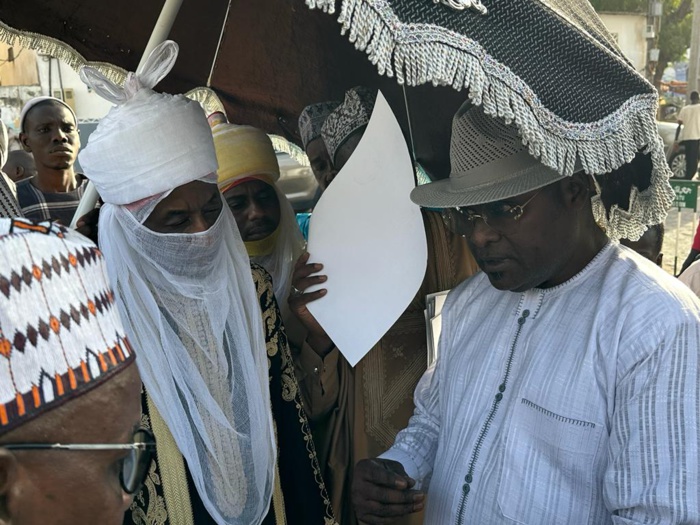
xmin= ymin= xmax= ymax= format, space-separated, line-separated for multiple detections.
xmin=79 ymin=41 xmax=275 ymax=525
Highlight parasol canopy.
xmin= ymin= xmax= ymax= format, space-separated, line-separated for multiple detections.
xmin=0 ymin=0 xmax=674 ymax=238
xmin=0 ymin=0 xmax=464 ymax=179
xmin=306 ymin=0 xmax=675 ymax=239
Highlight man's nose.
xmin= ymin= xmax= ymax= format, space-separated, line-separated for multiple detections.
xmin=190 ymin=213 xmax=211 ymax=233
xmin=247 ymin=202 xmax=266 ymax=220
xmin=468 ymin=218 xmax=501 ymax=248
xmin=52 ymin=128 xmax=68 ymax=142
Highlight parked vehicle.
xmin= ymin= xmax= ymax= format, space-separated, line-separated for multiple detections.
xmin=277 ymin=152 xmax=320 ymax=212
xmin=657 ymin=121 xmax=687 ymax=179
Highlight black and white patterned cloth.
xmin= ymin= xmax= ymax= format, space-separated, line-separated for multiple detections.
xmin=298 ymin=100 xmax=341 ymax=149
xmin=306 ymin=0 xmax=675 ymax=241
xmin=0 ymin=173 xmax=21 ymax=219
xmin=16 ymin=176 xmax=87 ymax=225
xmin=321 ymin=86 xmax=376 ymax=163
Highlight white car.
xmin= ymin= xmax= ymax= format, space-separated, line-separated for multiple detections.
xmin=656 ymin=121 xmax=687 ymax=179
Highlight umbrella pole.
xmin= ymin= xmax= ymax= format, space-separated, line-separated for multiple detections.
xmin=138 ymin=0 xmax=185 ymax=69
xmin=69 ymin=0 xmax=185 ymax=228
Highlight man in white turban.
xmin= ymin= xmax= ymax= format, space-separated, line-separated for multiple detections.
xmin=78 ymin=41 xmax=334 ymax=525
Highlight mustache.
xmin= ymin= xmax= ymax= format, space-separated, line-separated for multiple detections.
xmin=248 ymin=218 xmax=275 ymax=228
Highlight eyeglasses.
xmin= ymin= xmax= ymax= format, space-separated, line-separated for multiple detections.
xmin=2 ymin=427 xmax=156 ymax=494
xmin=441 ymin=189 xmax=542 ymax=238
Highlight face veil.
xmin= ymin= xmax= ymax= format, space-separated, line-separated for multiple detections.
xmin=78 ymin=41 xmax=275 ymax=525
xmin=98 ymin=188 xmax=275 ymax=524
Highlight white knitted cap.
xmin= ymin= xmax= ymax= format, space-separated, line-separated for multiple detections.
xmin=0 ymin=218 xmax=134 ymax=435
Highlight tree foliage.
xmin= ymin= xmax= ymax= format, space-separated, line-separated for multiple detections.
xmin=654 ymin=0 xmax=694 ymax=86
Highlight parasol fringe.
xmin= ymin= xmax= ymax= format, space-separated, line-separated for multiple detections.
xmin=306 ymin=0 xmax=337 ymax=14
xmin=0 ymin=20 xmax=128 ymax=86
xmin=307 ymin=0 xmax=674 ymax=240
xmin=0 ymin=21 xmax=231 ymax=137
xmin=185 ymin=87 xmax=226 ymax=116
xmin=269 ymin=135 xmax=311 ymax=167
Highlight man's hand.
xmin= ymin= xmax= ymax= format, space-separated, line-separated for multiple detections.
xmin=352 ymin=459 xmax=425 ymax=525
xmin=75 ymin=207 xmax=100 ymax=245
xmin=288 ymin=252 xmax=333 ymax=354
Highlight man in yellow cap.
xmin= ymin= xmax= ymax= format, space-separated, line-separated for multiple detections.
xmin=210 ymin=112 xmax=304 ymax=318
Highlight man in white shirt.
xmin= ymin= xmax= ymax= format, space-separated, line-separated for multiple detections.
xmin=679 ymin=258 xmax=700 ymax=298
xmin=351 ymin=104 xmax=700 ymax=524
xmin=676 ymin=91 xmax=700 ymax=180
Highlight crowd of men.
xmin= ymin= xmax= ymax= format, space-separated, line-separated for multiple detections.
xmin=0 ymin=40 xmax=699 ymax=525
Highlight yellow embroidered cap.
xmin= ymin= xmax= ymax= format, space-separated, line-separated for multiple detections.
xmin=210 ymin=116 xmax=280 ymax=194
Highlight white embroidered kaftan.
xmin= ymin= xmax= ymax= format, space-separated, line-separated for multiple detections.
xmin=382 ymin=243 xmax=700 ymax=524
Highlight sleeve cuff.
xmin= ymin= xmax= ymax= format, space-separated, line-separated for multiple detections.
xmin=379 ymin=448 xmax=424 ymax=490
xmin=296 ymin=343 xmax=340 ymax=395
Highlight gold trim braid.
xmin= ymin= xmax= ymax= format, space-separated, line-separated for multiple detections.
xmin=272 ymin=421 xmax=288 ymax=525
xmin=146 ymin=394 xmax=195 ymax=525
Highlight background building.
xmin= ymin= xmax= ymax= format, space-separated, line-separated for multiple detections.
xmin=0 ymin=42 xmax=111 ymax=151
xmin=598 ymin=11 xmax=648 ymax=73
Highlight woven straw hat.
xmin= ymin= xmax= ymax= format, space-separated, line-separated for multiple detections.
xmin=411 ymin=104 xmax=566 ymax=208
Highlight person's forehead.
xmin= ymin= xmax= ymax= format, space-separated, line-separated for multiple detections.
xmin=306 ymin=137 xmax=329 ymax=156
xmin=224 ymin=179 xmax=272 ymax=197
xmin=160 ymin=181 xmax=218 ymax=208
xmin=25 ymin=102 xmax=76 ymax=125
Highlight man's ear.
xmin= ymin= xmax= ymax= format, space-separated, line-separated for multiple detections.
xmin=0 ymin=449 xmax=18 ymax=524
xmin=561 ymin=172 xmax=591 ymax=209
xmin=15 ymin=166 xmax=24 ymax=179
xmin=19 ymin=133 xmax=30 ymax=153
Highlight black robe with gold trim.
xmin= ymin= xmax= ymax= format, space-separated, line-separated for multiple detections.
xmin=124 ymin=265 xmax=336 ymax=525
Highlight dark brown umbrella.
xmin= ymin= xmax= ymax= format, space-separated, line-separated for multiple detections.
xmin=0 ymin=0 xmax=463 ymax=178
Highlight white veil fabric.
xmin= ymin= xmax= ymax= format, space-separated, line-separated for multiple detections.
xmin=78 ymin=41 xmax=275 ymax=525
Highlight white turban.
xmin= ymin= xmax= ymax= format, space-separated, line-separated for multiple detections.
xmin=79 ymin=72 xmax=217 ymax=206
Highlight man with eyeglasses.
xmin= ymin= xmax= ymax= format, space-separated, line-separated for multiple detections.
xmin=351 ymin=104 xmax=700 ymax=524
xmin=0 ymin=218 xmax=154 ymax=525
